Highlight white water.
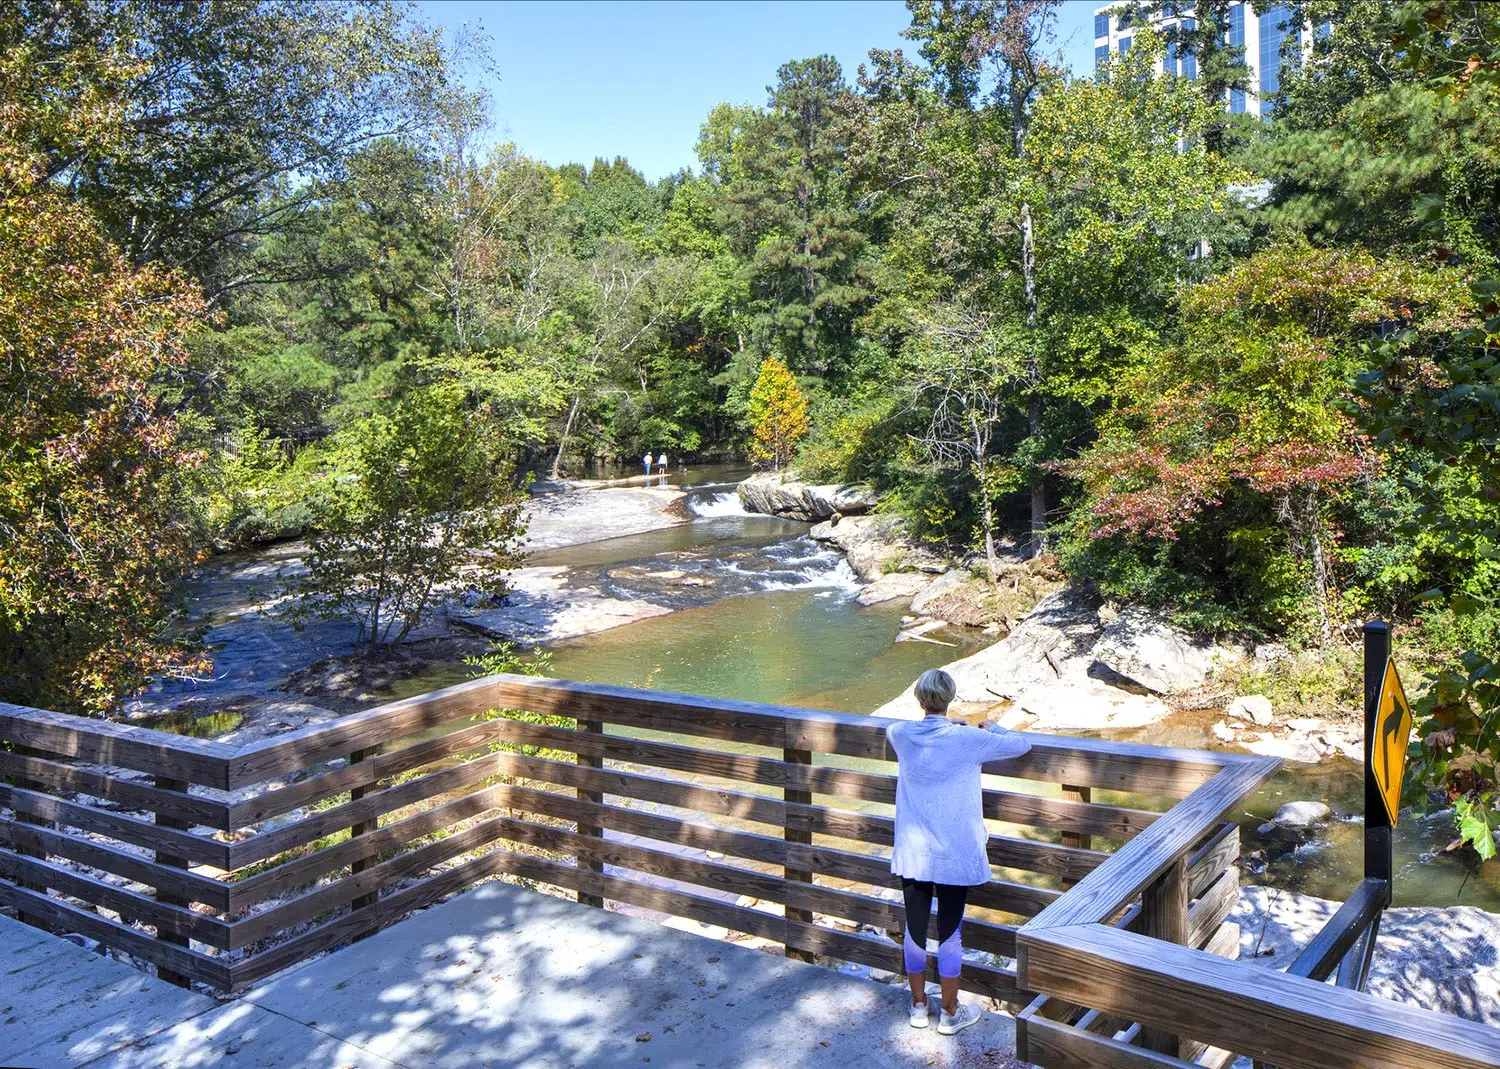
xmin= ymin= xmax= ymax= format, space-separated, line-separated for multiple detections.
xmin=688 ymin=491 xmax=754 ymax=518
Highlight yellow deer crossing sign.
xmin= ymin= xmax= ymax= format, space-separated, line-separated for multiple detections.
xmin=1370 ymin=657 xmax=1413 ymax=827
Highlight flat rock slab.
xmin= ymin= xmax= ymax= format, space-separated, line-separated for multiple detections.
xmin=227 ymin=880 xmax=1020 ymax=1069
xmin=524 ymin=486 xmax=687 ymax=551
xmin=0 ymin=915 xmax=216 ymax=1067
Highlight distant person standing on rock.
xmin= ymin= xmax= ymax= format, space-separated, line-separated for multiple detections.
xmin=887 ymin=669 xmax=1030 ymax=1036
xmin=657 ymin=451 xmax=668 ymax=480
xmin=642 ymin=449 xmax=653 ymax=477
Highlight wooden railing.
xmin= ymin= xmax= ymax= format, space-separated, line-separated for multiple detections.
xmin=0 ymin=674 xmax=1249 ymax=1000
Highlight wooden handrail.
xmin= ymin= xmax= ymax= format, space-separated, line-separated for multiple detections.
xmin=1285 ymin=877 xmax=1387 ymax=983
xmin=1019 ymin=922 xmax=1500 ymax=1069
xmin=2 ymin=674 xmax=1251 ymax=995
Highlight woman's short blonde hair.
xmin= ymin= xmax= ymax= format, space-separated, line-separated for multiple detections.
xmin=914 ymin=669 xmax=956 ymax=713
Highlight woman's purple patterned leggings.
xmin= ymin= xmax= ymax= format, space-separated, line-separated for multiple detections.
xmin=900 ymin=878 xmax=969 ymax=979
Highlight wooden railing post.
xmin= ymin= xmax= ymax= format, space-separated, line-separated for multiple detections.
xmin=348 ymin=747 xmax=379 ymax=922
xmin=783 ymin=745 xmax=815 ymax=962
xmin=1060 ymin=784 xmax=1091 ymax=889
xmin=576 ymin=719 xmax=604 ymax=908
xmin=153 ymin=774 xmax=192 ymax=988
xmin=1139 ymin=855 xmax=1189 ymax=1055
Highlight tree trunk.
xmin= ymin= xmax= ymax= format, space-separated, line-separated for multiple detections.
xmin=1304 ymin=489 xmax=1332 ymax=645
xmin=983 ymin=494 xmax=999 ymax=583
xmin=1021 ymin=201 xmax=1046 ymax=557
xmin=551 ymin=392 xmax=582 ymax=479
xmin=1029 ymin=395 xmax=1047 ymax=557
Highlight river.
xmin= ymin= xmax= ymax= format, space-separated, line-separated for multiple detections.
xmin=157 ymin=464 xmax=1500 ymax=912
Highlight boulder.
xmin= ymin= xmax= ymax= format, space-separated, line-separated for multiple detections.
xmin=1245 ymin=735 xmax=1325 ymax=764
xmin=737 ymin=472 xmax=878 ymax=522
xmin=1090 ymin=608 xmax=1247 ymax=697
xmin=874 ymin=588 xmax=1102 ymax=718
xmin=1013 ymin=678 xmax=1172 ymax=731
xmin=856 ymin=571 xmax=933 ymax=606
xmin=1229 ymin=886 xmax=1500 ymax=1029
xmin=1272 ymin=800 xmax=1332 ymax=828
xmin=809 ymin=514 xmax=946 ymax=582
xmin=1228 ymin=694 xmax=1275 ymax=727
xmin=909 ymin=568 xmax=970 ymax=615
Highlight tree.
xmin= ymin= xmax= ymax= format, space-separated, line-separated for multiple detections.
xmin=906 ymin=304 xmax=1023 ymax=579
xmin=1069 ymin=240 xmax=1476 ymax=639
xmin=0 ymin=17 xmax=211 ymax=713
xmin=14 ymin=0 xmax=476 ymax=296
xmin=1347 ymin=0 xmax=1500 ymax=859
xmin=726 ymin=56 xmax=870 ymax=370
xmin=287 ymin=385 xmax=527 ymax=651
xmin=747 ymin=357 xmax=810 ymax=471
xmin=1263 ymin=0 xmax=1500 ymax=264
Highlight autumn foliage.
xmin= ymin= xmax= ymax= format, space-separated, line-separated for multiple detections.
xmin=747 ymin=356 xmax=809 ymax=471
xmin=0 ymin=35 xmax=210 ymax=713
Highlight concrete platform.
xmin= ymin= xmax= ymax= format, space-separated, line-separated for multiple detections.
xmin=5 ymin=882 xmax=1021 ymax=1069
xmin=0 ymin=916 xmax=216 ymax=1068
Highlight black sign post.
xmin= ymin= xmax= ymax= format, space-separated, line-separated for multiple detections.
xmin=1363 ymin=620 xmax=1394 ymax=906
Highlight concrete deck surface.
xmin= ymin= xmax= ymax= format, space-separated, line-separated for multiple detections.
xmin=3 ymin=881 xmax=1021 ymax=1069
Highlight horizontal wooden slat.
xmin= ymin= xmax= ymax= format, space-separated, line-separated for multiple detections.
xmin=225 ymin=777 xmax=513 ymax=911
xmin=1023 ymin=759 xmax=1279 ymax=935
xmin=490 ymin=751 xmax=788 ymax=828
xmin=225 ymin=714 xmax=520 ymax=827
xmin=0 ymin=702 xmax=231 ymax=789
xmin=1020 ymin=922 xmax=1500 ymax=1069
xmin=228 ymin=748 xmax=511 ymax=868
xmin=226 ymin=809 xmax=517 ymax=947
xmin=0 ymin=883 xmax=232 ymax=988
xmin=225 ymin=674 xmax=801 ymax=787
xmin=0 ymin=751 xmax=231 ymax=830
xmin=1186 ymin=822 xmax=1239 ymax=901
xmin=0 ymin=852 xmax=231 ymax=948
xmin=469 ymin=716 xmax=1157 ymax=840
xmin=0 ymin=784 xmax=230 ymax=869
xmin=1187 ymin=870 xmax=1239 ymax=951
xmin=0 ymin=819 xmax=230 ymax=911
xmin=1024 ymin=1014 xmax=1197 ymax=1069
xmin=789 ymin=803 xmax=1107 ymax=883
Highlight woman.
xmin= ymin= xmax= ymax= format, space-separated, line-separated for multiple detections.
xmin=887 ymin=669 xmax=1030 ymax=1035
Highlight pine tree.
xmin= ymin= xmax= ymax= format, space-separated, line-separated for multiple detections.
xmin=747 ymin=357 xmax=809 ymax=472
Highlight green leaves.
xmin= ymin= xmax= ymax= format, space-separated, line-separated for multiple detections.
xmin=1456 ymin=797 xmax=1498 ymax=862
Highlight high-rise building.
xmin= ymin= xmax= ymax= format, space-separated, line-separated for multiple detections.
xmin=1093 ymin=2 xmax=1325 ymax=117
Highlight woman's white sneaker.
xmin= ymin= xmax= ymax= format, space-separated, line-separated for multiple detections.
xmin=908 ymin=999 xmax=931 ymax=1028
xmin=937 ymin=1003 xmax=980 ymax=1035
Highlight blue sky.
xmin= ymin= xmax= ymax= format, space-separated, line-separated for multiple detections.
xmin=417 ymin=0 xmax=1098 ymax=180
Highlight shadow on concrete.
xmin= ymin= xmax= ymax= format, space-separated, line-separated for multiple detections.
xmin=89 ymin=880 xmax=1023 ymax=1069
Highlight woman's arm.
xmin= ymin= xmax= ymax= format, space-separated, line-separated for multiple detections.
xmin=969 ymin=723 xmax=1030 ymax=762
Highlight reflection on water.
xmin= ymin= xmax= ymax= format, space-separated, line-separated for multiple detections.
xmin=141 ymin=709 xmax=246 ymax=738
xmin=546 ymin=589 xmax=988 ymax=714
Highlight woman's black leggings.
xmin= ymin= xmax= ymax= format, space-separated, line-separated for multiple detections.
xmin=901 ymin=878 xmax=968 ymax=978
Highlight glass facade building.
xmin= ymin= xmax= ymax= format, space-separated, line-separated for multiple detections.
xmin=1093 ymin=0 xmax=1315 ymax=120
xmin=1258 ymin=4 xmax=1295 ymax=112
